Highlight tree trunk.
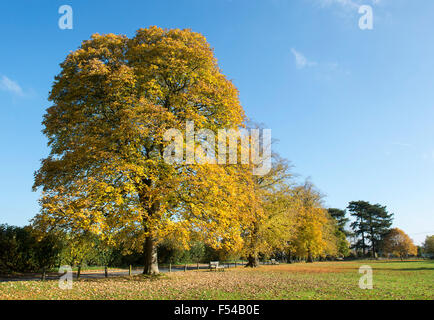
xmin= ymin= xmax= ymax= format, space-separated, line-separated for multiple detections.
xmin=143 ymin=236 xmax=159 ymax=275
xmin=307 ymin=250 xmax=313 ymax=263
xmin=370 ymin=228 xmax=376 ymax=258
xmin=287 ymin=250 xmax=292 ymax=264
xmin=139 ymin=180 xmax=160 ymax=275
xmin=361 ymin=231 xmax=366 ymax=256
xmin=245 ymin=254 xmax=259 ymax=268
xmin=245 ymin=216 xmax=260 ymax=268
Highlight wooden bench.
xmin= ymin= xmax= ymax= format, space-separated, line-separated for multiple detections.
xmin=209 ymin=261 xmax=225 ymax=272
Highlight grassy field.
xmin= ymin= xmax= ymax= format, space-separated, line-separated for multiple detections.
xmin=0 ymin=260 xmax=432 ymax=300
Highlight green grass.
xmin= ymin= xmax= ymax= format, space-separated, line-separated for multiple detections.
xmin=0 ymin=260 xmax=432 ymax=300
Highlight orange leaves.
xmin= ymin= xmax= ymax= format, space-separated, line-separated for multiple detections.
xmin=382 ymin=228 xmax=418 ymax=258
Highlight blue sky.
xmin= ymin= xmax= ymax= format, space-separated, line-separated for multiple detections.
xmin=0 ymin=0 xmax=433 ymax=244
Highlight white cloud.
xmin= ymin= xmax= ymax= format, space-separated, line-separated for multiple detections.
xmin=392 ymin=142 xmax=412 ymax=148
xmin=316 ymin=0 xmax=381 ymax=10
xmin=318 ymin=0 xmax=359 ymax=9
xmin=291 ymin=48 xmax=317 ymax=69
xmin=290 ymin=50 xmax=350 ymax=79
xmin=0 ymin=75 xmax=24 ymax=96
xmin=422 ymin=151 xmax=434 ymax=161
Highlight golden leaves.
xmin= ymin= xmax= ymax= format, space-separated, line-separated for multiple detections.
xmin=382 ymin=228 xmax=418 ymax=257
xmin=33 ymin=26 xmax=249 ymax=255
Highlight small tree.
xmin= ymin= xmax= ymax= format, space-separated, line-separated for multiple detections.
xmin=59 ymin=233 xmax=97 ymax=268
xmin=382 ymin=228 xmax=417 ymax=260
xmin=423 ymin=235 xmax=434 ymax=257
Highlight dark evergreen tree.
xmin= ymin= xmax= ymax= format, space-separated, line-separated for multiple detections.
xmin=347 ymin=201 xmax=393 ymax=257
xmin=348 ymin=201 xmax=371 ymax=255
xmin=366 ymin=204 xmax=393 ymax=257
xmin=328 ymin=208 xmax=350 ymax=235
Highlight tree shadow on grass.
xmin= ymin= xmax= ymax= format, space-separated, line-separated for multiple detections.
xmin=373 ymin=267 xmax=434 ymax=271
xmin=377 ymin=268 xmax=434 ymax=271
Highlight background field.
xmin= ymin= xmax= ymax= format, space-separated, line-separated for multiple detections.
xmin=0 ymin=260 xmax=432 ymax=300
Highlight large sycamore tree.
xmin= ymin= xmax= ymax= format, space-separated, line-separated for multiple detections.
xmin=33 ymin=27 xmax=251 ymax=274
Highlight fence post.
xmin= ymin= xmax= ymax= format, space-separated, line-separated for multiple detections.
xmin=184 ymin=264 xmax=187 ymax=272
xmin=129 ymin=265 xmax=132 ymax=277
xmin=41 ymin=268 xmax=46 ymax=281
xmin=197 ymin=262 xmax=199 ymax=270
xmin=169 ymin=263 xmax=172 ymax=273
xmin=105 ymin=266 xmax=108 ymax=278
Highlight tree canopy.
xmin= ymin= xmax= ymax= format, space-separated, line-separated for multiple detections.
xmin=423 ymin=235 xmax=434 ymax=256
xmin=382 ymin=228 xmax=417 ymax=259
xmin=33 ymin=27 xmax=252 ymax=274
xmin=348 ymin=201 xmax=393 ymax=257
